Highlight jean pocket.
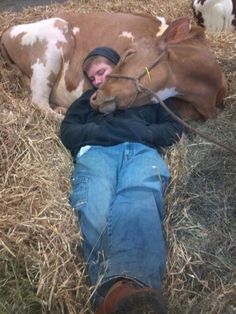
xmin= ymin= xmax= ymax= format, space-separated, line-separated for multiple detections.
xmin=70 ymin=175 xmax=89 ymax=215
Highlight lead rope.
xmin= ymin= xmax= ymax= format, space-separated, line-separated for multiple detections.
xmin=140 ymin=84 xmax=236 ymax=155
xmin=107 ymin=72 xmax=236 ymax=155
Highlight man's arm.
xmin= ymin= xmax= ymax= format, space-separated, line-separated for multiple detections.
xmin=60 ymin=90 xmax=99 ymax=154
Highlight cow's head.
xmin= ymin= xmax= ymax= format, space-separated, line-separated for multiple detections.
xmin=90 ymin=18 xmax=196 ymax=114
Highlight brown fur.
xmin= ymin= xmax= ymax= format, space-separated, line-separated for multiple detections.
xmin=0 ymin=12 xmax=227 ymax=120
xmin=91 ymin=18 xmax=227 ymax=121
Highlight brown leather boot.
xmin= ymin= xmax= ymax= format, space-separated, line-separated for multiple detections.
xmin=95 ymin=279 xmax=166 ymax=314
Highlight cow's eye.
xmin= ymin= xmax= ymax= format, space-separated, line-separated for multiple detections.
xmin=120 ymin=49 xmax=136 ymax=64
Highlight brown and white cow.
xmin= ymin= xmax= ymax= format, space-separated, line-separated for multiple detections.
xmin=193 ymin=0 xmax=236 ymax=31
xmin=90 ymin=18 xmax=227 ymax=121
xmin=0 ymin=12 xmax=168 ymax=116
xmin=1 ymin=12 xmax=227 ymax=120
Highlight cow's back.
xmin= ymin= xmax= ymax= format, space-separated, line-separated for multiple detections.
xmin=0 ymin=12 xmax=168 ymax=113
xmin=1 ymin=18 xmax=74 ymax=77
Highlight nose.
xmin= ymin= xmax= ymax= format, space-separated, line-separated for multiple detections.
xmin=90 ymin=92 xmax=99 ymax=110
xmin=91 ymin=92 xmax=97 ymax=103
xmin=94 ymin=76 xmax=102 ymax=87
xmin=90 ymin=92 xmax=117 ymax=113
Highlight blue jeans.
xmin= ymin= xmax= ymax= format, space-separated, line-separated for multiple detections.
xmin=70 ymin=142 xmax=170 ymax=302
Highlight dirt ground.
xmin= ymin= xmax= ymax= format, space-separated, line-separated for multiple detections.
xmin=0 ymin=0 xmax=67 ymax=12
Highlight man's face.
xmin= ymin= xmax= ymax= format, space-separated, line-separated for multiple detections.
xmin=87 ymin=62 xmax=113 ymax=88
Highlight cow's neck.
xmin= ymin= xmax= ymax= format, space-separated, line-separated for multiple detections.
xmin=143 ymin=59 xmax=180 ymax=104
xmin=131 ymin=93 xmax=155 ymax=107
xmin=153 ymin=87 xmax=179 ymax=102
xmin=153 ymin=54 xmax=183 ymax=103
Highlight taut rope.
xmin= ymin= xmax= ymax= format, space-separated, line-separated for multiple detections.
xmin=107 ymin=54 xmax=236 ymax=155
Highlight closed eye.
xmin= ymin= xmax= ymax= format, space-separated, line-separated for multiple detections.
xmin=97 ymin=69 xmax=105 ymax=76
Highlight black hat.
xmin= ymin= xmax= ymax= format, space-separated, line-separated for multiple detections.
xmin=83 ymin=46 xmax=120 ymax=67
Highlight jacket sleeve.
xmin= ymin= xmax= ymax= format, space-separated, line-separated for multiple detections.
xmin=148 ymin=98 xmax=184 ymax=147
xmin=59 ymin=90 xmax=100 ymax=153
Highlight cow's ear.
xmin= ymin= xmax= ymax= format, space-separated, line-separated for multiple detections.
xmin=159 ymin=18 xmax=191 ymax=49
xmin=119 ymin=49 xmax=136 ymax=64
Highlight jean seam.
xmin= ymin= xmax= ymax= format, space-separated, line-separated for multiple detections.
xmin=107 ymin=204 xmax=113 ymax=275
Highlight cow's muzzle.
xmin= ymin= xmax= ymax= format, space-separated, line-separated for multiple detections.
xmin=90 ymin=93 xmax=117 ymax=113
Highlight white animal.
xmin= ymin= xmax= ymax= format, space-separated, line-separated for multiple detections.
xmin=192 ymin=0 xmax=236 ymax=31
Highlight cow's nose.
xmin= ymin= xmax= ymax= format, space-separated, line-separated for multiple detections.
xmin=90 ymin=92 xmax=98 ymax=108
xmin=91 ymin=92 xmax=97 ymax=102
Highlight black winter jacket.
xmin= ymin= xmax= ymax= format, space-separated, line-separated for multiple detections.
xmin=60 ymin=90 xmax=183 ymax=159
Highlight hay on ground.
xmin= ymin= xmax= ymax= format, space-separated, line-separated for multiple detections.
xmin=0 ymin=0 xmax=235 ymax=313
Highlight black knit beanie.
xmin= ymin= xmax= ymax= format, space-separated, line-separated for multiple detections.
xmin=83 ymin=46 xmax=120 ymax=68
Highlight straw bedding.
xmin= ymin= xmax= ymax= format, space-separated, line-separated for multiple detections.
xmin=0 ymin=0 xmax=235 ymax=313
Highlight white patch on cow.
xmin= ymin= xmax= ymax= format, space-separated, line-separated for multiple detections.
xmin=72 ymin=27 xmax=80 ymax=35
xmin=10 ymin=18 xmax=68 ymax=46
xmin=193 ymin=0 xmax=234 ymax=31
xmin=155 ymin=16 xmax=169 ymax=36
xmin=52 ymin=61 xmax=85 ymax=106
xmin=151 ymin=87 xmax=179 ymax=103
xmin=118 ymin=31 xmax=135 ymax=41
xmin=30 ymin=39 xmax=64 ymax=107
xmin=10 ymin=17 xmax=73 ymax=108
xmin=31 ymin=58 xmax=52 ymax=108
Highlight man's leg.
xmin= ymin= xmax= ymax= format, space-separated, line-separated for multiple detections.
xmin=98 ymin=142 xmax=170 ymax=294
xmin=70 ymin=143 xmax=169 ymax=312
xmin=70 ymin=145 xmax=118 ymax=286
